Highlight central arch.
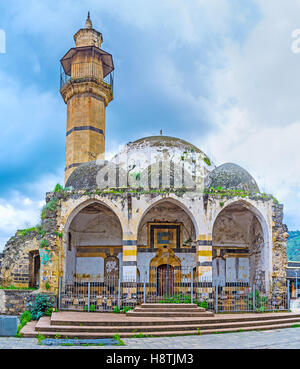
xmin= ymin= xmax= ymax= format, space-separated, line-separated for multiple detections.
xmin=136 ymin=198 xmax=198 ymax=284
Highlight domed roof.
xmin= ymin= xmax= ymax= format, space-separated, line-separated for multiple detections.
xmin=65 ymin=160 xmax=111 ymax=190
xmin=65 ymin=135 xmax=215 ymax=190
xmin=205 ymin=163 xmax=260 ymax=193
xmin=127 ymin=135 xmax=202 ymax=153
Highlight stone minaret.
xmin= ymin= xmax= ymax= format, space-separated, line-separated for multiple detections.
xmin=60 ymin=13 xmax=114 ymax=183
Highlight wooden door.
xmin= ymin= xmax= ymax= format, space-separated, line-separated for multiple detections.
xmin=157 ymin=264 xmax=174 ymax=297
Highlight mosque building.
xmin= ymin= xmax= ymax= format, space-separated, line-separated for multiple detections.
xmin=0 ymin=14 xmax=289 ymax=311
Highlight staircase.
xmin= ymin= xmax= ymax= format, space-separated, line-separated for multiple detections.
xmin=21 ymin=308 xmax=300 ymax=339
xmin=126 ymin=303 xmax=214 ymax=317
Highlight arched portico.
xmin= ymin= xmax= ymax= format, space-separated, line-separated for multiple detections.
xmin=62 ymin=199 xmax=124 ymax=281
xmin=211 ymin=200 xmax=271 ymax=293
xmin=135 ymin=197 xmax=198 ymax=285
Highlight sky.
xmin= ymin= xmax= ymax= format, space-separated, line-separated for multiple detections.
xmin=0 ymin=0 xmax=300 ymax=251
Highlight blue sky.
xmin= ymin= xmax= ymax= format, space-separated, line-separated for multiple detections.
xmin=0 ymin=0 xmax=300 ymax=250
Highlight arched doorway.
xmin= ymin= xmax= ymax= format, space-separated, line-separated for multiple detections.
xmin=157 ymin=264 xmax=174 ymax=296
xmin=29 ymin=251 xmax=40 ymax=288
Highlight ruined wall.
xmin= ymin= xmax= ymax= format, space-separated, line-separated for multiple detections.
xmin=0 ymin=232 xmax=40 ymax=287
xmin=0 ymin=290 xmax=34 ymax=315
xmin=271 ymin=203 xmax=289 ymax=300
xmin=249 ymin=216 xmax=265 ymax=291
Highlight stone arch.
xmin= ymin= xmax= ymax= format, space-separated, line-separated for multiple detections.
xmin=62 ymin=198 xmax=124 ymax=279
xmin=211 ymin=199 xmax=270 ymax=292
xmin=63 ymin=197 xmax=125 ymax=237
xmin=149 ymin=248 xmax=181 ymax=269
xmin=136 ymin=196 xmax=199 ymax=244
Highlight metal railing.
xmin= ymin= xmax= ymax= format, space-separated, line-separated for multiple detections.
xmin=60 ymin=62 xmax=114 ymax=93
xmin=58 ymin=270 xmax=290 ymax=313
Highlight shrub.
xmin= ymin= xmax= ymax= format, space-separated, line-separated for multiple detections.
xmin=27 ymin=294 xmax=56 ymax=320
xmin=120 ymin=306 xmax=134 ymax=313
xmin=39 ymin=238 xmax=49 ymax=249
xmin=16 ymin=310 xmax=32 ymax=337
xmin=197 ymin=300 xmax=209 ymax=309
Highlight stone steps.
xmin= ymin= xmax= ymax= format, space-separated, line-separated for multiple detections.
xmin=126 ymin=311 xmax=214 ymax=317
xmin=50 ymin=312 xmax=300 ymax=326
xmin=126 ymin=303 xmax=212 ymax=317
xmin=34 ymin=316 xmax=300 ymax=333
xmin=20 ymin=311 xmax=300 ymax=339
xmin=140 ymin=303 xmax=205 ymax=310
xmin=24 ymin=320 xmax=300 ymax=339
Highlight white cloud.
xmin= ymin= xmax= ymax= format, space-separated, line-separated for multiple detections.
xmin=198 ymin=0 xmax=300 ymax=229
xmin=0 ymin=171 xmax=63 ymax=252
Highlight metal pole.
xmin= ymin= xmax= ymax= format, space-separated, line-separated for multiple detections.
xmin=87 ymin=282 xmax=90 ymax=312
xmin=118 ymin=278 xmax=121 ymax=309
xmin=296 ymin=272 xmax=298 ymax=299
xmin=191 ymin=268 xmax=193 ymax=304
xmin=58 ymin=277 xmax=61 ymax=311
xmin=252 ymin=284 xmax=256 ymax=313
xmin=215 ymin=282 xmax=218 ymax=314
xmin=287 ymin=280 xmax=290 ymax=311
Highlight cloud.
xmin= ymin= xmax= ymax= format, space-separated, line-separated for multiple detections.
xmin=199 ymin=0 xmax=300 ymax=229
xmin=0 ymin=171 xmax=63 ymax=251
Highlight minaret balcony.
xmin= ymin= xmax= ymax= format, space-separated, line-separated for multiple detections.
xmin=60 ymin=61 xmax=114 ymax=94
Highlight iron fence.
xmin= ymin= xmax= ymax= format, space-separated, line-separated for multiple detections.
xmin=58 ymin=269 xmax=290 ymax=313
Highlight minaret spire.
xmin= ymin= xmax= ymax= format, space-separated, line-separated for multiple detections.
xmin=85 ymin=11 xmax=93 ymax=29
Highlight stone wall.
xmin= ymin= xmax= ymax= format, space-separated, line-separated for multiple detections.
xmin=0 ymin=232 xmax=40 ymax=287
xmin=0 ymin=290 xmax=33 ymax=316
xmin=271 ymin=203 xmax=289 ymax=300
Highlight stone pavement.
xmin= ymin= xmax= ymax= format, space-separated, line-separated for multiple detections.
xmin=1 ymin=327 xmax=300 ymax=349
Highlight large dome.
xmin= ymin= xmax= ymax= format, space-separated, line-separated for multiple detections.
xmin=66 ymin=135 xmax=214 ymax=190
xmin=205 ymin=163 xmax=260 ymax=193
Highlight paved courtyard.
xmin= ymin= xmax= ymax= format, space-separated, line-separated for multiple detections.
xmin=1 ymin=327 xmax=300 ymax=349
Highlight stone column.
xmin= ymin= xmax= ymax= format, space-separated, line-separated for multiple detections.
xmin=122 ymin=240 xmax=137 ymax=302
xmin=122 ymin=240 xmax=137 ymax=281
xmin=196 ymin=234 xmax=213 ymax=279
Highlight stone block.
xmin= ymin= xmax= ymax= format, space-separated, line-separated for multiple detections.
xmin=0 ymin=316 xmax=18 ymax=336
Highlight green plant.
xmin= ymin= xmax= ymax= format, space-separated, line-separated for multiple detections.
xmin=197 ymin=300 xmax=209 ymax=309
xmin=45 ymin=307 xmax=54 ymax=316
xmin=41 ymin=199 xmax=58 ymax=219
xmin=246 ymin=289 xmax=268 ymax=312
xmin=39 ymin=238 xmax=49 ymax=249
xmin=113 ymin=307 xmax=120 ymax=314
xmin=53 ymin=230 xmax=63 ymax=238
xmin=203 ymin=157 xmax=211 ymax=166
xmin=16 ymin=310 xmax=33 ymax=337
xmin=35 ymin=224 xmax=46 ymax=237
xmin=17 ymin=227 xmax=36 ymax=238
xmin=45 ymin=282 xmax=50 ymax=291
xmin=37 ymin=331 xmax=46 ymax=345
xmin=83 ymin=304 xmax=96 ymax=312
xmin=27 ymin=293 xmax=56 ymax=320
xmin=0 ymin=285 xmax=36 ymax=290
xmin=53 ymin=183 xmax=64 ymax=193
xmin=120 ymin=306 xmax=134 ymax=313
xmin=113 ymin=334 xmax=125 ymax=346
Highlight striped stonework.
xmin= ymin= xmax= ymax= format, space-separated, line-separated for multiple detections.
xmin=196 ymin=234 xmax=212 ymax=280
xmin=122 ymin=240 xmax=137 ymax=282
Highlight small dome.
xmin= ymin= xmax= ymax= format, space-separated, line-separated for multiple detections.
xmin=205 ymin=163 xmax=260 ymax=193
xmin=66 ymin=160 xmax=112 ymax=190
